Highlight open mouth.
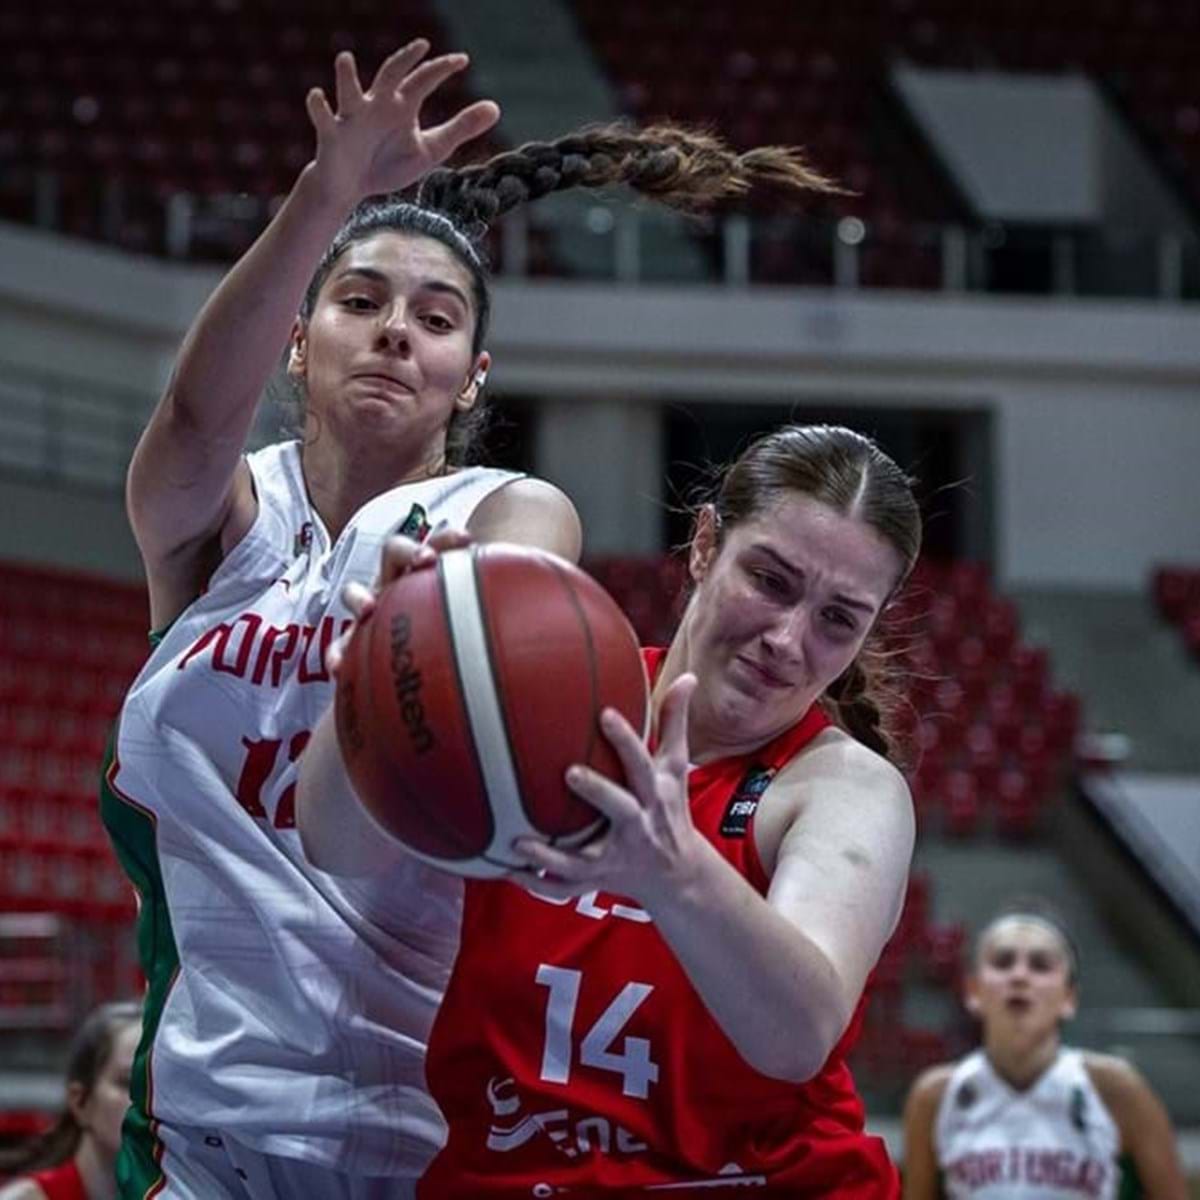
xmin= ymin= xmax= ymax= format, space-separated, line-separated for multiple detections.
xmin=1004 ymin=995 xmax=1032 ymax=1013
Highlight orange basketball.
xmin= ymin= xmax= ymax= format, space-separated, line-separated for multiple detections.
xmin=334 ymin=543 xmax=649 ymax=877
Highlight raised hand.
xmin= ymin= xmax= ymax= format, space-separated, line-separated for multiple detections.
xmin=327 ymin=526 xmax=472 ymax=676
xmin=305 ymin=40 xmax=500 ymax=206
xmin=513 ymin=672 xmax=708 ymax=909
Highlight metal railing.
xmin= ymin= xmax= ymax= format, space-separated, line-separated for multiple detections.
xmin=9 ymin=169 xmax=1200 ymax=301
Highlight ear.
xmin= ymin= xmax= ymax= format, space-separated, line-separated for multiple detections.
xmin=286 ymin=319 xmax=307 ymax=379
xmin=456 ymin=350 xmax=492 ymax=413
xmin=65 ymin=1079 xmax=88 ymax=1127
xmin=688 ymin=504 xmax=719 ymax=584
xmin=963 ymin=973 xmax=983 ymax=1019
xmin=1060 ymin=983 xmax=1079 ymax=1023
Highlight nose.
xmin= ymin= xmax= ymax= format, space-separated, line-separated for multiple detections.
xmin=1007 ymin=958 xmax=1031 ymax=983
xmin=761 ymin=603 xmax=807 ymax=659
xmin=376 ymin=304 xmax=411 ymax=354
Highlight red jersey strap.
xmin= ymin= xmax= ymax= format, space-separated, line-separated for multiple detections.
xmin=641 ymin=646 xmax=832 ymax=893
xmin=29 ymin=1159 xmax=87 ymax=1200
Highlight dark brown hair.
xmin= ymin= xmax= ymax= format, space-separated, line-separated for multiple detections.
xmin=976 ymin=897 xmax=1080 ymax=984
xmin=292 ymin=122 xmax=838 ymax=464
xmin=0 ymin=1001 xmax=140 ymax=1176
xmin=709 ymin=424 xmax=921 ymax=759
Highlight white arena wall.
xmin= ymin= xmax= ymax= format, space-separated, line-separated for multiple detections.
xmin=1 ymin=219 xmax=1198 ymax=588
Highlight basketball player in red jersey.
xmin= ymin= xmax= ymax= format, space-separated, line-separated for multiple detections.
xmin=410 ymin=424 xmax=921 ymax=1196
xmin=0 ymin=1003 xmax=139 ymax=1200
xmin=111 ymin=33 xmax=837 ymax=1196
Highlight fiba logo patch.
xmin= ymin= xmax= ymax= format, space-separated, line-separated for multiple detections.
xmin=719 ymin=765 xmax=775 ymax=837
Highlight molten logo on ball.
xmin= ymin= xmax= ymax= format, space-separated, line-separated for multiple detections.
xmin=335 ymin=545 xmax=648 ymax=877
xmin=390 ymin=612 xmax=435 ymax=755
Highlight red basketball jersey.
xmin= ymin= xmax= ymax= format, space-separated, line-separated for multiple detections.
xmin=27 ymin=1159 xmax=87 ymax=1200
xmin=420 ymin=649 xmax=899 ymax=1198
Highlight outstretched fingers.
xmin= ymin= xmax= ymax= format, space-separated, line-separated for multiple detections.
xmin=423 ymin=100 xmax=502 ymax=163
xmin=369 ymin=38 xmax=431 ymax=97
xmin=598 ymin=708 xmax=657 ymax=805
xmin=305 ymin=88 xmax=336 ymax=138
xmin=565 ymin=764 xmax=643 ymax=824
xmin=333 ymin=51 xmax=366 ymax=115
xmin=397 ymin=52 xmax=470 ymax=112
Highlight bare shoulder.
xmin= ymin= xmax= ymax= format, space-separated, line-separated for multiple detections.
xmin=777 ymin=726 xmax=913 ymax=821
xmin=471 ymin=475 xmax=576 ymax=521
xmin=0 ymin=1178 xmax=50 ymax=1200
xmin=1082 ymin=1051 xmax=1150 ymax=1110
xmin=467 ymin=476 xmax=581 ymax=561
xmin=905 ymin=1061 xmax=957 ymax=1117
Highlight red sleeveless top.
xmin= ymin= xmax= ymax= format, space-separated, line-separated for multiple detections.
xmin=28 ymin=1159 xmax=87 ymax=1200
xmin=420 ymin=649 xmax=898 ymax=1197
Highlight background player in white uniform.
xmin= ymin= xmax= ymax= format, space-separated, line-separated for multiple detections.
xmin=901 ymin=903 xmax=1187 ymax=1199
xmin=108 ymin=39 xmax=579 ymax=1200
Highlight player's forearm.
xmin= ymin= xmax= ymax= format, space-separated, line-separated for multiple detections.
xmin=644 ymin=838 xmax=854 ymax=1082
xmin=296 ymin=704 xmax=403 ymax=877
xmin=165 ymin=163 xmax=354 ymax=439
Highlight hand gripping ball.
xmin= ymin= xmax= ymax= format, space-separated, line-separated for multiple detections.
xmin=335 ymin=543 xmax=649 ymax=877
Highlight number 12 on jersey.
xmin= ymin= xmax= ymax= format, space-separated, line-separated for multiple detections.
xmin=536 ymin=964 xmax=660 ymax=1099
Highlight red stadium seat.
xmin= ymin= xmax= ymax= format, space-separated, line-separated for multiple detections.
xmin=994 ymin=769 xmax=1042 ymax=839
xmin=923 ymin=921 xmax=967 ymax=987
xmin=942 ymin=769 xmax=982 ymax=837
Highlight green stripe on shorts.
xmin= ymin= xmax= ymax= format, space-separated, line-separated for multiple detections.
xmin=100 ymin=719 xmax=180 ymax=1199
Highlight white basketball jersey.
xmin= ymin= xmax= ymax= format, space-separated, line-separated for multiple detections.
xmin=934 ymin=1048 xmax=1121 ymax=1199
xmin=108 ymin=440 xmax=519 ymax=1176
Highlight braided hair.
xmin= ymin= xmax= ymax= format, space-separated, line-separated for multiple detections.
xmin=708 ymin=425 xmax=921 ymax=761
xmin=294 ymin=122 xmax=838 ymax=465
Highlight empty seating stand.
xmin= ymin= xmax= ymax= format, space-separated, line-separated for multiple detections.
xmin=0 ymin=561 xmax=147 ymax=1018
xmin=0 ymin=0 xmax=503 ymax=256
xmin=567 ymin=0 xmax=1200 ymax=288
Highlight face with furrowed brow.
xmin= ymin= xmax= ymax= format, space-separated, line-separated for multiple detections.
xmin=681 ymin=491 xmax=902 ymax=756
xmin=289 ymin=230 xmax=490 ymax=464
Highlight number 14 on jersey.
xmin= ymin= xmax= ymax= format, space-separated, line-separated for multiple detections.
xmin=536 ymin=965 xmax=659 ymax=1100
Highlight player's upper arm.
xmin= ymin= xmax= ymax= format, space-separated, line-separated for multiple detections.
xmin=902 ymin=1065 xmax=952 ymax=1200
xmin=764 ymin=734 xmax=915 ymax=1025
xmin=1085 ymin=1053 xmax=1189 ymax=1200
xmin=126 ymin=396 xmax=258 ymax=628
xmin=466 ymin=477 xmax=582 ymax=563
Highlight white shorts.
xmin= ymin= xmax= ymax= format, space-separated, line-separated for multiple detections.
xmin=142 ymin=1123 xmax=416 ymax=1200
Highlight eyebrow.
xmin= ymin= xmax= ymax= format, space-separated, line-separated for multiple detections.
xmin=333 ymin=268 xmax=472 ymax=310
xmin=752 ymin=544 xmax=879 ymax=615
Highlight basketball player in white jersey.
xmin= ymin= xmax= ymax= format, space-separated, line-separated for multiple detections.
xmin=901 ymin=903 xmax=1187 ymax=1199
xmin=105 ymin=39 xmax=579 ymax=1200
